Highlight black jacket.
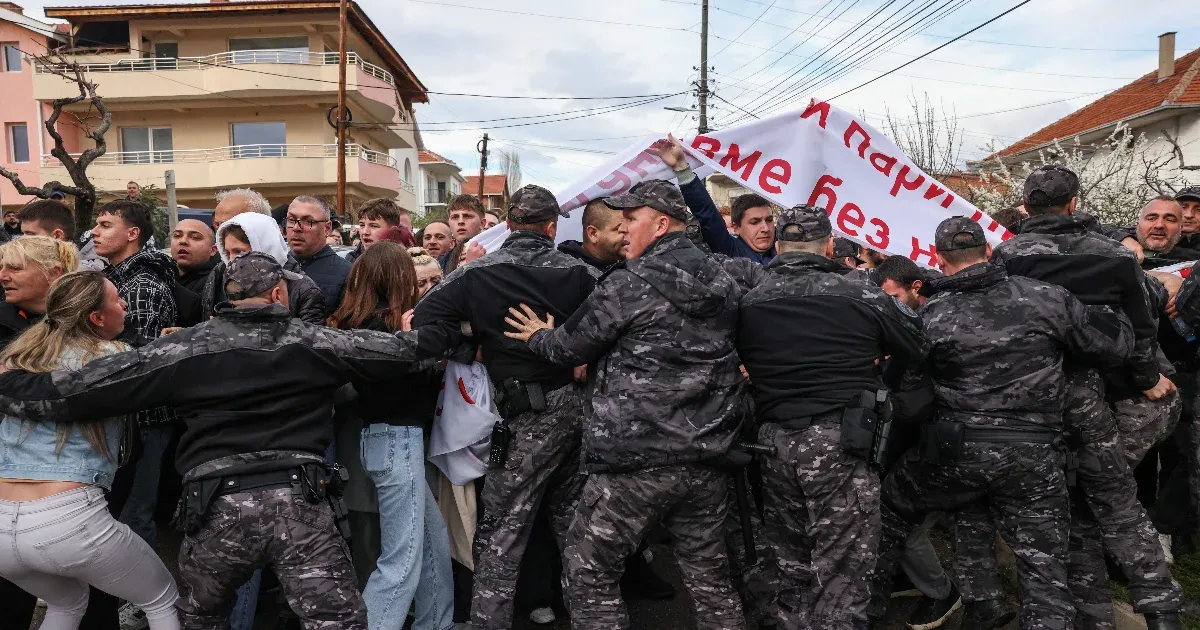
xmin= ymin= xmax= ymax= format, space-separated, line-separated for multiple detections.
xmin=178 ymin=258 xmax=218 ymax=295
xmin=295 ymin=245 xmax=351 ymax=318
xmin=352 ymin=313 xmax=441 ymax=429
xmin=412 ymin=230 xmax=599 ymax=385
xmin=0 ymin=302 xmax=32 ymax=351
xmin=557 ymin=240 xmax=616 ymax=272
xmin=200 ymin=257 xmax=327 ymax=326
xmin=737 ymin=252 xmax=928 ymax=422
xmin=0 ymin=303 xmax=430 ymax=475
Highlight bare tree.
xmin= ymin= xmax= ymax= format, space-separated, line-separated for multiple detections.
xmin=883 ymin=91 xmax=964 ymax=176
xmin=497 ymin=150 xmax=522 ymax=193
xmin=0 ymin=52 xmax=111 ymax=235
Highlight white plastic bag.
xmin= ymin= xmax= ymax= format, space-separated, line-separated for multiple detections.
xmin=428 ymin=361 xmax=499 ymax=485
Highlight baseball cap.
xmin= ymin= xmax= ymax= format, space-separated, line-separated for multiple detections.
xmin=775 ymin=205 xmax=831 ymax=242
xmin=603 ymin=180 xmax=690 ymax=222
xmin=225 ymin=251 xmax=298 ymax=301
xmin=507 ymin=185 xmax=568 ymax=224
xmin=1023 ymin=164 xmax=1079 ymax=207
xmin=934 ymin=216 xmax=987 ymax=251
xmin=1176 ymin=186 xmax=1200 ymax=203
xmin=833 ymin=237 xmax=862 ymax=263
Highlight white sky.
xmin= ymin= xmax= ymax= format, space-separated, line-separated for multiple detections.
xmin=17 ymin=0 xmax=1200 ymax=190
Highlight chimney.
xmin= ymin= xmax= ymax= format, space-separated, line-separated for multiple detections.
xmin=1159 ymin=32 xmax=1177 ymax=82
xmin=0 ymin=2 xmax=24 ymax=14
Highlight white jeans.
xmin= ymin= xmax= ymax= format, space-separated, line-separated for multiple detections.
xmin=0 ymin=485 xmax=179 ymax=630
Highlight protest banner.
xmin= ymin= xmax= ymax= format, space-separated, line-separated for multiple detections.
xmin=474 ymin=101 xmax=1011 ymax=268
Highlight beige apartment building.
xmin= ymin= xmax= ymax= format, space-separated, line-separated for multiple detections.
xmin=33 ymin=0 xmax=426 ymax=214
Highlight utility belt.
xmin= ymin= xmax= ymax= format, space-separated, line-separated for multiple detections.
xmin=175 ymin=462 xmax=352 ymax=544
xmin=918 ymin=419 xmax=1065 ymax=465
xmin=487 ymin=375 xmax=572 ymax=468
xmin=762 ymin=389 xmax=895 ymax=471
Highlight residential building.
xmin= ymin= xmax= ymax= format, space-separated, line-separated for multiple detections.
xmin=32 ymin=0 xmax=427 ymax=216
xmin=461 ymin=174 xmax=508 ymax=214
xmin=417 ymin=149 xmax=463 ymax=216
xmin=993 ymin=33 xmax=1200 ymax=179
xmin=0 ymin=2 xmax=66 ymax=214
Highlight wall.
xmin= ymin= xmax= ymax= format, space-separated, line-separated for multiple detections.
xmin=0 ymin=18 xmax=45 ymax=209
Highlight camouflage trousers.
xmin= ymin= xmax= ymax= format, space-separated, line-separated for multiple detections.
xmin=724 ymin=469 xmax=781 ymax=629
xmin=758 ymin=422 xmax=880 ymax=630
xmin=470 ymin=384 xmax=585 ymax=629
xmin=176 ymin=487 xmax=366 ymax=630
xmin=877 ymin=442 xmax=1072 ymax=630
xmin=566 ymin=464 xmax=745 ymax=630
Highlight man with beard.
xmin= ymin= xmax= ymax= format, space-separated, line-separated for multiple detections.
xmin=1139 ymin=196 xmax=1200 ymax=266
xmin=557 ymin=198 xmax=624 ymax=270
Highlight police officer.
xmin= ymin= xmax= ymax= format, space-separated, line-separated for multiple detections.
xmin=410 ymin=185 xmax=598 ymax=629
xmin=723 ymin=205 xmax=927 ymax=629
xmin=871 ymin=216 xmax=1134 ymax=630
xmin=504 ymin=179 xmax=747 ymax=630
xmin=983 ymin=165 xmax=1183 ymax=629
xmin=0 ymin=251 xmax=435 ymax=628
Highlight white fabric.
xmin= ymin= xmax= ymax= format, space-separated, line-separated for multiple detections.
xmin=215 ymin=212 xmax=289 ymax=265
xmin=427 ymin=361 xmax=498 ymax=485
xmin=471 ymin=102 xmax=1012 ymax=269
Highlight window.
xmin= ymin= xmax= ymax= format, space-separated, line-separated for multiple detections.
xmin=154 ymin=42 xmax=178 ymax=58
xmin=231 ymin=122 xmax=286 ymax=158
xmin=7 ymin=124 xmax=29 ymax=163
xmin=403 ymin=158 xmax=412 ymax=183
xmin=2 ymin=44 xmax=20 ymax=72
xmin=229 ymin=37 xmax=310 ymax=64
xmin=120 ymin=127 xmax=173 ymax=164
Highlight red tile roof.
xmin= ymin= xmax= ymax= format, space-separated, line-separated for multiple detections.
xmin=997 ymin=46 xmax=1200 ymax=158
xmin=462 ymin=174 xmax=507 ymax=197
xmin=418 ymin=150 xmax=457 ymax=167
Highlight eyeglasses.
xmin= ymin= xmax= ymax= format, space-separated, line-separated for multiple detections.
xmin=286 ymin=217 xmax=326 ymax=231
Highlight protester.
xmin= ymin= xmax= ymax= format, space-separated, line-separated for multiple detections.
xmin=412 ymin=185 xmax=598 ymax=629
xmin=170 ymin=219 xmax=218 ymax=295
xmin=17 ymin=199 xmax=74 ymax=242
xmin=3 ymin=209 xmax=21 ymax=239
xmin=329 ymin=242 xmax=453 ymax=630
xmin=348 ymin=198 xmax=408 ymax=264
xmin=287 ymin=195 xmax=351 ymax=317
xmin=483 ymin=211 xmax=501 ymax=230
xmin=409 ymin=248 xmax=443 ymax=298
xmin=212 ymin=187 xmax=272 ymax=232
xmin=447 ymin=195 xmax=486 ymax=244
xmin=0 ymin=270 xmax=181 ymax=630
xmin=557 ymin=198 xmax=623 ymax=270
xmin=422 ymin=220 xmax=455 ymax=259
xmin=875 ymin=255 xmax=926 ymax=308
xmin=124 ymin=181 xmax=141 ymax=203
xmin=503 ymin=180 xmax=747 ymax=629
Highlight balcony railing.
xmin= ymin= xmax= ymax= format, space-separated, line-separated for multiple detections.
xmin=33 ymin=50 xmax=395 ymax=87
xmin=424 ymin=189 xmax=449 ymax=204
xmin=400 ymin=180 xmax=415 ymax=194
xmin=41 ymin=143 xmax=397 ymax=169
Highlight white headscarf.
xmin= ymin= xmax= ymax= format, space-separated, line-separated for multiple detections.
xmin=215 ymin=212 xmax=289 ymax=265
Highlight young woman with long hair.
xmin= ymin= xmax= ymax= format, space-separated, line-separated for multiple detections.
xmin=329 ymin=242 xmax=453 ymax=630
xmin=0 ymin=270 xmax=180 ymax=629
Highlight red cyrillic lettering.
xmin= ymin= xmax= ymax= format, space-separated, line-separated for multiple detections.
xmin=869 ymin=151 xmax=897 ymax=177
xmin=800 ymin=100 xmax=830 ymax=128
xmin=910 ymin=236 xmax=938 ymax=266
xmin=624 ymin=152 xmax=657 ymax=178
xmin=691 ymin=136 xmax=721 ymax=159
xmin=836 ymin=203 xmax=865 ymax=237
xmin=866 ymin=218 xmax=890 ymax=249
xmin=807 ymin=174 xmax=842 ymax=211
xmin=889 ymin=165 xmax=926 ymax=197
xmin=844 ymin=121 xmax=871 ymax=158
xmin=923 ymin=182 xmax=946 ymax=201
xmin=940 ymin=192 xmax=955 ymax=209
xmin=719 ymin=144 xmax=762 ymax=181
xmin=597 ymin=170 xmax=631 ymax=194
xmin=759 ymin=158 xmax=791 ymax=194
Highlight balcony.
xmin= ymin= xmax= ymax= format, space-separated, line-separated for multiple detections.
xmin=33 ymin=51 xmax=413 ymax=147
xmin=41 ymin=143 xmax=402 ymax=199
xmin=424 ymin=189 xmax=449 ymax=205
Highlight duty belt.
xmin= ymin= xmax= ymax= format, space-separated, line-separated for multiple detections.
xmin=213 ymin=467 xmax=305 ymax=497
xmin=962 ymin=427 xmax=1064 ymax=445
xmin=776 ymin=410 xmax=843 ymax=431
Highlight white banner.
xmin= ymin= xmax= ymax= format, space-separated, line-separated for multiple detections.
xmin=474 ymin=100 xmax=1011 ymax=268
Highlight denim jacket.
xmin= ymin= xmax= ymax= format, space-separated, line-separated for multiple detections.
xmin=0 ymin=342 xmax=129 ymax=489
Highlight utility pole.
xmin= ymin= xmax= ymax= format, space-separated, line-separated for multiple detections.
xmin=335 ymin=0 xmax=348 ymax=217
xmin=698 ymin=0 xmax=709 ymax=134
xmin=165 ymin=170 xmax=177 ymax=233
xmin=477 ymin=133 xmax=489 ymax=198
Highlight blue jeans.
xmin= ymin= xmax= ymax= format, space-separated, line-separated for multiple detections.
xmin=118 ymin=424 xmax=175 ymax=548
xmin=228 ymin=569 xmax=261 ymax=630
xmin=361 ymin=424 xmax=454 ymax=630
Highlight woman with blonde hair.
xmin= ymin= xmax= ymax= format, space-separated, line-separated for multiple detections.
xmin=0 ymin=270 xmax=180 ymax=629
xmin=409 ymin=247 xmax=444 ymax=299
xmin=0 ymin=236 xmax=78 ymax=345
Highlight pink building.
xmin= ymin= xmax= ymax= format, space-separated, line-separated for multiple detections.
xmin=0 ymin=2 xmax=64 ymax=213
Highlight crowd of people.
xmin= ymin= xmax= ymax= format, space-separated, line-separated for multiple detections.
xmin=0 ymin=134 xmax=1198 ymax=630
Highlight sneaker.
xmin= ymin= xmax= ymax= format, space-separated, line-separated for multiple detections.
xmin=960 ymin=599 xmax=1016 ymax=630
xmin=907 ymin=584 xmax=962 ymax=630
xmin=529 ymin=607 xmax=556 ymax=624
xmin=1162 ymin=533 xmax=1175 ymax=565
xmin=119 ymin=602 xmax=149 ymax=630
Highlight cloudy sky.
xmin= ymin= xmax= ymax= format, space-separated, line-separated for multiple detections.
xmin=17 ymin=0 xmax=1200 ymax=190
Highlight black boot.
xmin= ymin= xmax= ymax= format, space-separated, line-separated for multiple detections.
xmin=907 ymin=584 xmax=962 ymax=630
xmin=959 ymin=599 xmax=1016 ymax=630
xmin=1145 ymin=612 xmax=1184 ymax=630
xmin=619 ymin=548 xmax=676 ymax=600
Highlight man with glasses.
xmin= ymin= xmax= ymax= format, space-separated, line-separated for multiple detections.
xmin=286 ymin=195 xmax=350 ymax=317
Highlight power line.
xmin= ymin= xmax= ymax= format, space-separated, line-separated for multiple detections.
xmin=711 ymin=0 xmax=776 ymax=59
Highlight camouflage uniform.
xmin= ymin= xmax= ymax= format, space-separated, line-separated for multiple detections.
xmin=411 ymin=185 xmax=598 ymax=629
xmin=735 ymin=207 xmax=928 ymax=630
xmin=872 ymin=217 xmax=1134 ymax=630
xmin=523 ymin=180 xmax=747 ymax=629
xmin=178 ymin=452 xmax=365 ymax=629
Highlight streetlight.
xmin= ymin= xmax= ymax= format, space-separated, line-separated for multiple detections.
xmin=663 ymin=106 xmax=696 ymax=113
